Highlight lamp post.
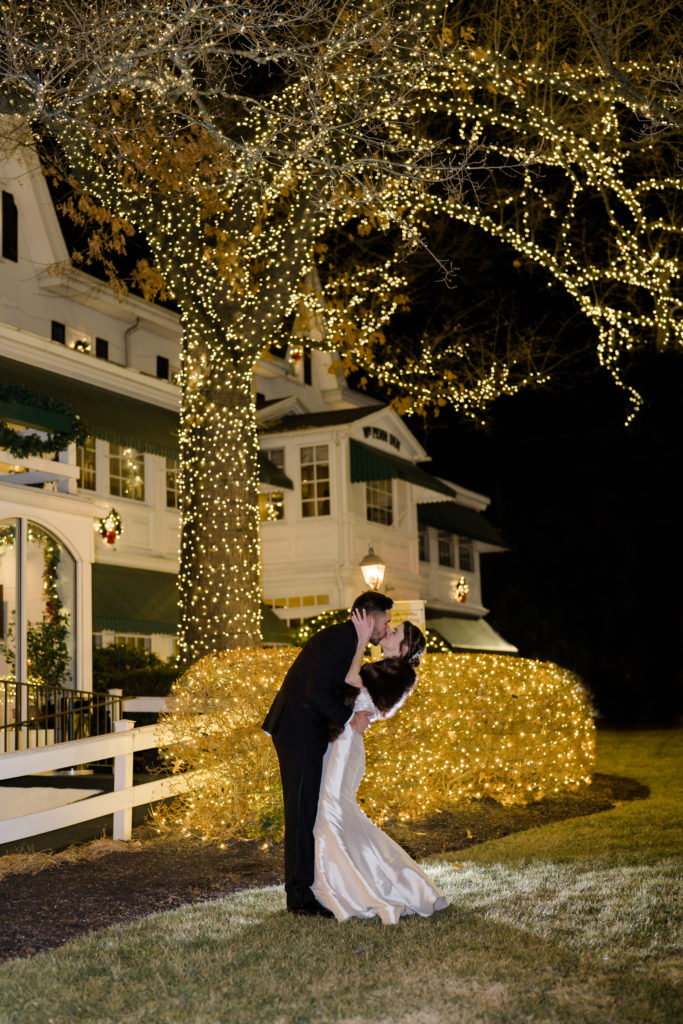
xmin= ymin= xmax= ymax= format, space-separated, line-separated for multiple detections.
xmin=359 ymin=545 xmax=386 ymax=591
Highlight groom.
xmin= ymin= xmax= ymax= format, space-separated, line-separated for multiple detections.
xmin=263 ymin=590 xmax=394 ymax=917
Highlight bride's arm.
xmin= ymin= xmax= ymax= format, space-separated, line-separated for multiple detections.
xmin=346 ymin=609 xmax=374 ymax=688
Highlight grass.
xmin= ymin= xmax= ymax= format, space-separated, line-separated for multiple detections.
xmin=0 ymin=728 xmax=681 ymax=1024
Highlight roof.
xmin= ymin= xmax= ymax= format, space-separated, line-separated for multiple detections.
xmin=418 ymin=501 xmax=506 ymax=548
xmin=349 ymin=439 xmax=458 ymax=499
xmin=260 ymin=405 xmax=384 ymax=433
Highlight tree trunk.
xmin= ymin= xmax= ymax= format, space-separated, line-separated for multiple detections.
xmin=178 ymin=312 xmax=262 ymax=665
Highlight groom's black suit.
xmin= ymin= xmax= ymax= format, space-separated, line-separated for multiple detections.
xmin=262 ymin=619 xmax=357 ymax=909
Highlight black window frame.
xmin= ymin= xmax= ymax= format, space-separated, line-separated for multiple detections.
xmin=2 ymin=190 xmax=18 ymax=262
xmin=51 ymin=320 xmax=66 ymax=344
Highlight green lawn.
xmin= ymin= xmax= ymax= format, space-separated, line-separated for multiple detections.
xmin=1 ymin=729 xmax=681 ymax=1024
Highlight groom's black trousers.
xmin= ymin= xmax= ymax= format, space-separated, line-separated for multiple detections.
xmin=262 ymin=619 xmax=356 ymax=909
xmin=272 ymin=710 xmax=327 ymax=908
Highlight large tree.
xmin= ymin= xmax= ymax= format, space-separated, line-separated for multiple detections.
xmin=1 ymin=0 xmax=680 ymax=661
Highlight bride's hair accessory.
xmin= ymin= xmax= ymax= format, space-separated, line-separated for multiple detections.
xmin=400 ymin=620 xmax=426 ymax=667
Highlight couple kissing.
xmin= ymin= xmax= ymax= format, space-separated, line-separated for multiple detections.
xmin=262 ymin=591 xmax=449 ymax=924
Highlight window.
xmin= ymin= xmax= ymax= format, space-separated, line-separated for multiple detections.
xmin=156 ymin=355 xmax=170 ymax=379
xmin=2 ymin=191 xmax=18 ymax=262
xmin=438 ymin=531 xmax=454 ymax=567
xmin=166 ymin=457 xmax=179 ymax=508
xmin=267 ymin=447 xmax=285 ymax=471
xmin=95 ymin=337 xmax=109 ymax=360
xmin=259 ymin=492 xmax=284 ymax=521
xmin=419 ymin=523 xmax=430 ymax=562
xmin=114 ymin=634 xmax=151 ymax=652
xmin=458 ymin=537 xmax=474 ymax=572
xmin=300 ymin=444 xmax=330 ymax=517
xmin=264 ymin=594 xmax=329 ymax=612
xmin=51 ymin=320 xmax=65 ymax=344
xmin=260 ymin=449 xmax=285 ymax=520
xmin=366 ymin=479 xmax=393 ymax=526
xmin=303 ymin=347 xmax=312 ymax=385
xmin=76 ymin=436 xmax=97 ymax=491
xmin=109 ymin=444 xmax=145 ymax=501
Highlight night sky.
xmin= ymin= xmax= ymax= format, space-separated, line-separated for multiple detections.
xmin=408 ymin=350 xmax=682 ymax=728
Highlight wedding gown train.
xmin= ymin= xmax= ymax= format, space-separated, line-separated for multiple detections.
xmin=312 ymin=687 xmax=449 ymax=925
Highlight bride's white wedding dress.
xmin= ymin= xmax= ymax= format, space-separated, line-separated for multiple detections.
xmin=312 ymin=686 xmax=449 ymax=925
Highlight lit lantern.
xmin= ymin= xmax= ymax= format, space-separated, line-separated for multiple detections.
xmin=360 ymin=545 xmax=386 ymax=591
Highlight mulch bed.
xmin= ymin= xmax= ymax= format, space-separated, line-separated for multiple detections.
xmin=0 ymin=771 xmax=648 ymax=963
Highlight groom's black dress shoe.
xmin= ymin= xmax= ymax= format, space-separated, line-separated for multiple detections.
xmin=287 ymin=898 xmax=334 ymax=919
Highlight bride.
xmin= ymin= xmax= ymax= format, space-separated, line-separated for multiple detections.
xmin=312 ymin=609 xmax=450 ymax=924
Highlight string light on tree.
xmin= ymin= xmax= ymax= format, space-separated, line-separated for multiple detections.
xmin=1 ymin=0 xmax=680 ymax=659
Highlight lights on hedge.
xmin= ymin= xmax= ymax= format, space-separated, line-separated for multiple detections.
xmin=151 ymin=647 xmax=596 ymax=843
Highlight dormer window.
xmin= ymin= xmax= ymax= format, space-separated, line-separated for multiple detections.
xmin=2 ymin=191 xmax=18 ymax=262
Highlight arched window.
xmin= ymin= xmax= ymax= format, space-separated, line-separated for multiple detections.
xmin=0 ymin=518 xmax=76 ymax=687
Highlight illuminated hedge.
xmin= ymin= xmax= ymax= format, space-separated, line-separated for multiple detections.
xmin=361 ymin=651 xmax=595 ymax=822
xmin=151 ymin=648 xmax=595 ymax=842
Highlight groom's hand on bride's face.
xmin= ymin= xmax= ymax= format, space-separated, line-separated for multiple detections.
xmin=352 ymin=609 xmax=375 ymax=646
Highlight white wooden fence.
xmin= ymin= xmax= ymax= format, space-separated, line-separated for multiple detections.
xmin=0 ymin=701 xmax=192 ymax=845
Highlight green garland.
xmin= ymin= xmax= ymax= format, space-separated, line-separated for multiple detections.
xmin=0 ymin=383 xmax=85 ymax=457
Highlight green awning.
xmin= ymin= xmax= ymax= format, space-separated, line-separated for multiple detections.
xmin=258 ymin=451 xmax=294 ymax=490
xmin=427 ymin=615 xmax=518 ymax=653
xmin=0 ymin=357 xmax=292 ymax=489
xmin=349 ymin=439 xmax=458 ymax=498
xmin=0 ymin=396 xmax=74 ymax=434
xmin=92 ymin=563 xmax=179 ymax=634
xmin=92 ymin=562 xmax=294 ymax=642
xmin=418 ymin=502 xmax=506 ymax=548
xmin=1 ymin=356 xmax=178 ymax=459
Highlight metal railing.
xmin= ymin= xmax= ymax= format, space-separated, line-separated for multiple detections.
xmin=0 ymin=678 xmax=124 ymax=753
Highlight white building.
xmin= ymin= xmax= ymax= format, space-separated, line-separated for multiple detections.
xmin=0 ymin=139 xmax=515 ymax=693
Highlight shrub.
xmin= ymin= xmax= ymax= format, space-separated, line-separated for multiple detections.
xmin=151 ymin=646 xmax=595 ymax=843
xmin=92 ymin=643 xmax=178 ymax=697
